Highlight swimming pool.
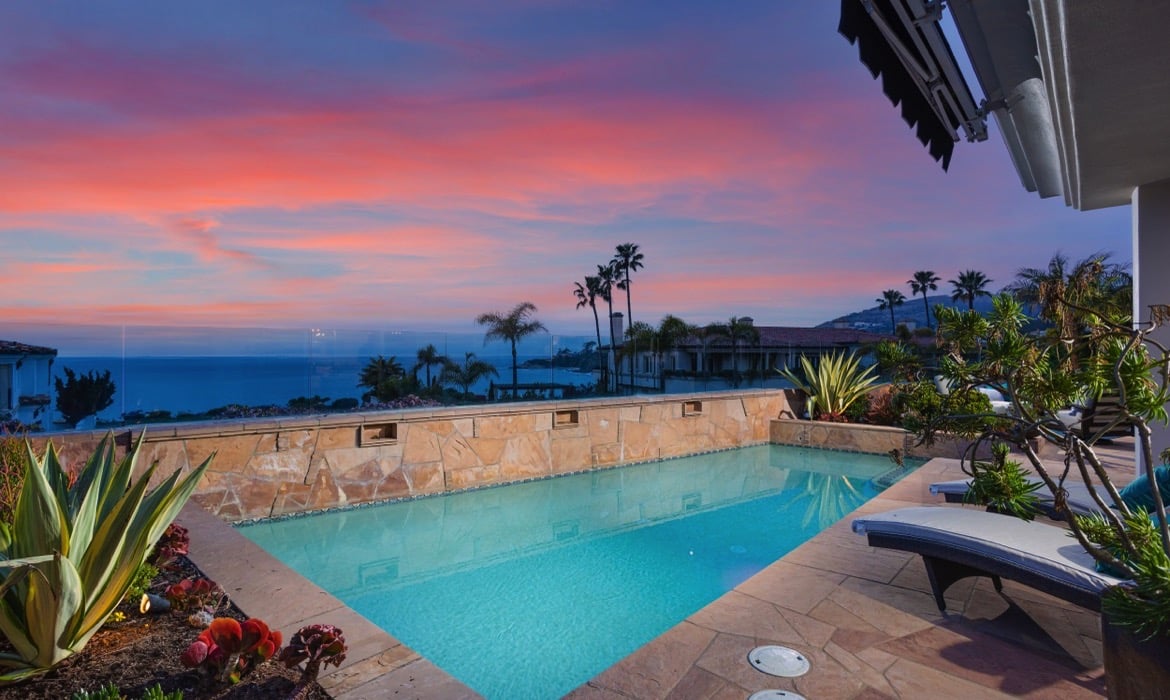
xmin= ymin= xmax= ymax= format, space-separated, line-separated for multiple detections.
xmin=240 ymin=444 xmax=916 ymax=698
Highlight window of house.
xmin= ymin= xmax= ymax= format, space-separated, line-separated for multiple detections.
xmin=0 ymin=364 xmax=11 ymax=411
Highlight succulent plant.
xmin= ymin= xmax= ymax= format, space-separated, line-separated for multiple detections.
xmin=0 ymin=432 xmax=212 ymax=683
xmin=279 ymin=623 xmax=347 ymax=683
xmin=150 ymin=523 xmax=190 ymax=571
xmin=180 ymin=617 xmax=281 ymax=684
xmin=163 ymin=576 xmax=220 ymax=611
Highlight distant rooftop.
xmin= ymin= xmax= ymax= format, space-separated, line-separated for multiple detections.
xmin=0 ymin=340 xmax=58 ymax=356
xmin=687 ymin=326 xmax=891 ymax=349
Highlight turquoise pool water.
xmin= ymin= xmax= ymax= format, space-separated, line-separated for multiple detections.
xmin=239 ymin=444 xmax=916 ymax=699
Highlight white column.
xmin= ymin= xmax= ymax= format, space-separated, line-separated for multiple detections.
xmin=1133 ymin=178 xmax=1170 ymax=472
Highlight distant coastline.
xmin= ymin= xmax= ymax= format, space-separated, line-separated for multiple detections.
xmin=56 ymin=355 xmax=592 ymax=423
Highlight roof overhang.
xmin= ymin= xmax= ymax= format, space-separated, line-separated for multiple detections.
xmin=843 ymin=0 xmax=1170 ymax=210
xmin=839 ymin=0 xmax=988 ymax=170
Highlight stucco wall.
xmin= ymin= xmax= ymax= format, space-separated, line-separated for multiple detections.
xmin=32 ymin=390 xmax=794 ymax=522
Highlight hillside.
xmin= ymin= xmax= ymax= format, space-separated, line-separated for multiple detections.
xmin=819 ymin=294 xmax=999 ymax=331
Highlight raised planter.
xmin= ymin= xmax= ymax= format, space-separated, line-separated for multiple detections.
xmin=769 ymin=418 xmax=992 ymax=460
xmin=1102 ymin=610 xmax=1170 ymax=699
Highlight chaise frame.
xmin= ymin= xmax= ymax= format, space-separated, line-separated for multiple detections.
xmin=853 ymin=506 xmax=1120 ymax=613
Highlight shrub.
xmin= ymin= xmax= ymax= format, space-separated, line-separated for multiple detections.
xmin=55 ymin=368 xmax=116 ymax=428
xmin=862 ymin=384 xmax=899 ymax=426
xmin=124 ymin=561 xmax=159 ymax=603
xmin=964 ymin=441 xmax=1043 ymax=519
xmin=287 ymin=395 xmax=330 ymax=411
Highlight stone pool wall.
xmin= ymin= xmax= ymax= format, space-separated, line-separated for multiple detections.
xmin=33 ymin=389 xmax=795 ymax=522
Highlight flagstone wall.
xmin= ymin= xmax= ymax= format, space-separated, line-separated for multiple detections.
xmin=35 ymin=390 xmax=796 ymax=522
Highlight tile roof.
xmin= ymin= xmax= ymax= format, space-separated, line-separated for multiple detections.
xmin=684 ymin=326 xmax=893 ymax=349
xmin=0 ymin=340 xmax=59 ymax=356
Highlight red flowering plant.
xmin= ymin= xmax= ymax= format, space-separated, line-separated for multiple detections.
xmin=180 ymin=617 xmax=282 ymax=684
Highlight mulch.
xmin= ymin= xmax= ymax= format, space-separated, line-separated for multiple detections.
xmin=0 ymin=557 xmax=331 ymax=700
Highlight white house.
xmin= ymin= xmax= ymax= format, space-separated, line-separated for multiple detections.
xmin=618 ymin=325 xmax=890 ymax=394
xmin=840 ymin=0 xmax=1170 ymax=465
xmin=0 ymin=340 xmax=58 ymax=431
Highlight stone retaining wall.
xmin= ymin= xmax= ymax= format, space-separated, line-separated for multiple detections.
xmin=33 ymin=390 xmax=794 ymax=522
xmin=769 ymin=418 xmax=991 ymax=460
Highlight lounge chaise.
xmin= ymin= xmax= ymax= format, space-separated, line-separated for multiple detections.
xmin=852 ymin=506 xmax=1122 ymax=612
xmin=931 ymin=466 xmax=1170 ymax=519
xmin=929 ymin=477 xmax=1100 ymax=517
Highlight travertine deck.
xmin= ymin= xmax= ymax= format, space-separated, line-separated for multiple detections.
xmin=180 ymin=442 xmax=1135 ymax=699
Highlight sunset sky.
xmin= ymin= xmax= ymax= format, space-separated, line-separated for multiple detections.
xmin=0 ymin=1 xmax=1131 ymax=340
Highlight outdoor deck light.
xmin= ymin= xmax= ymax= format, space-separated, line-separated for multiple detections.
xmin=139 ymin=593 xmax=171 ymax=615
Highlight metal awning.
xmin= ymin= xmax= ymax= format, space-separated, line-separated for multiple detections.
xmin=839 ymin=0 xmax=987 ymax=170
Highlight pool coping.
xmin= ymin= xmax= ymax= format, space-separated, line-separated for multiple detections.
xmin=180 ymin=444 xmax=1128 ymax=698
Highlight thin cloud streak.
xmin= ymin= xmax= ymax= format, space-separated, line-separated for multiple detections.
xmin=0 ymin=2 xmax=1131 ymax=338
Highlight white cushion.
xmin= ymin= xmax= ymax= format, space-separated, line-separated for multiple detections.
xmin=977 ymin=386 xmax=1005 ymax=402
xmin=852 ymin=506 xmax=1121 ymax=595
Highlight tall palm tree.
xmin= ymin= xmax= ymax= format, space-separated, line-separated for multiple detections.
xmin=612 ymin=243 xmax=644 ymax=329
xmin=613 ymin=243 xmax=644 ymax=388
xmin=440 ymin=352 xmax=499 ymax=397
xmin=476 ymin=301 xmax=548 ymax=399
xmin=908 ymin=270 xmax=941 ymax=329
xmin=574 ymin=276 xmax=606 ymax=391
xmin=595 ymin=262 xmax=618 ymax=391
xmin=877 ymin=289 xmax=906 ymax=334
xmin=413 ymin=343 xmax=446 ymax=388
xmin=705 ymin=316 xmax=760 ymax=387
xmin=949 ymin=269 xmax=993 ymax=310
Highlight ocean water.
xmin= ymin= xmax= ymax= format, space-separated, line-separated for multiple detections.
xmin=241 ymin=444 xmax=914 ymax=698
xmin=54 ymin=356 xmax=592 ymax=420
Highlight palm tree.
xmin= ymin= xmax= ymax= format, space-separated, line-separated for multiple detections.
xmin=705 ymin=316 xmax=760 ymax=387
xmin=440 ymin=352 xmax=499 ymax=397
xmin=413 ymin=344 xmax=447 ymax=388
xmin=613 ymin=243 xmax=644 ymax=388
xmin=908 ymin=270 xmax=941 ymax=329
xmin=595 ymin=262 xmax=618 ymax=391
xmin=476 ymin=301 xmax=548 ymax=399
xmin=648 ymin=314 xmax=693 ymax=390
xmin=949 ymin=269 xmax=993 ymax=310
xmin=1005 ymin=251 xmax=1132 ymax=346
xmin=574 ymin=276 xmax=606 ymax=391
xmin=357 ymin=355 xmax=405 ymax=402
xmin=877 ymin=289 xmax=906 ymax=334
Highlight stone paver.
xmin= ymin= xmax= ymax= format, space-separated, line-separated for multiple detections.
xmin=575 ymin=443 xmax=1134 ymax=700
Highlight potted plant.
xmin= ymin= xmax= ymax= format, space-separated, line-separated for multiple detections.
xmin=922 ymin=291 xmax=1170 ymax=699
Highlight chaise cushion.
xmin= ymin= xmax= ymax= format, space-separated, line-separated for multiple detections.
xmin=929 ymin=477 xmax=1101 ymax=516
xmin=853 ymin=506 xmax=1122 ymax=604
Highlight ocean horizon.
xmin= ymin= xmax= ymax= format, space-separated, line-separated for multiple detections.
xmin=56 ymin=355 xmax=594 ymax=421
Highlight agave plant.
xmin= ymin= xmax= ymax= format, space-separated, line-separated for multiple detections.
xmin=0 ymin=432 xmax=211 ymax=683
xmin=779 ymin=350 xmax=880 ymax=421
